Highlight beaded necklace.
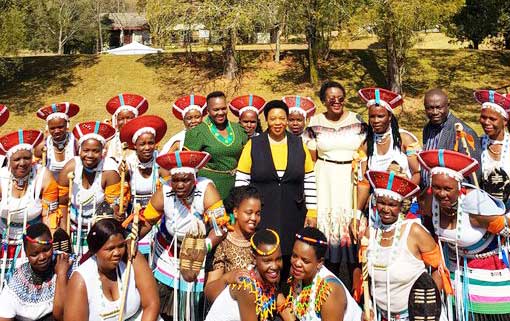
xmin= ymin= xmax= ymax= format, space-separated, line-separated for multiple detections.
xmin=97 ymin=261 xmax=123 ymax=321
xmin=231 ymin=270 xmax=277 ymax=321
xmin=287 ymin=273 xmax=331 ymax=319
xmin=374 ymin=129 xmax=391 ymax=145
xmin=368 ymin=213 xmax=404 ymax=270
xmin=431 ymin=195 xmax=464 ymax=242
xmin=481 ymin=131 xmax=510 ymax=175
xmin=205 ymin=117 xmax=235 ymax=146
xmin=51 ymin=133 xmax=69 ymax=152
xmin=227 ymin=232 xmax=250 ymax=248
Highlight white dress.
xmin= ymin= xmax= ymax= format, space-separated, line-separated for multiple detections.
xmin=70 ymin=156 xmax=117 ymax=255
xmin=74 ymin=256 xmax=141 ymax=321
xmin=205 ymin=286 xmax=240 ymax=321
xmin=305 ymin=112 xmax=366 ymax=262
xmin=127 ymin=153 xmax=159 ymax=255
xmin=368 ymin=220 xmax=426 ymax=319
xmin=45 ymin=134 xmax=77 ymax=179
xmin=0 ymin=262 xmax=56 ymax=321
xmin=368 ymin=129 xmax=416 ymax=178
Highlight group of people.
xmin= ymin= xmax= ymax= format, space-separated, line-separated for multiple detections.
xmin=0 ymin=82 xmax=508 ymax=321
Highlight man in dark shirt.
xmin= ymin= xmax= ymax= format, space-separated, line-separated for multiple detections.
xmin=422 ymin=88 xmax=481 ymax=186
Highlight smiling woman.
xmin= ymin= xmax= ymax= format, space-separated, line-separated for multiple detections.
xmin=0 ymin=223 xmax=72 ymax=321
xmin=183 ymin=91 xmax=249 ymax=200
xmin=235 ymin=100 xmax=317 ymax=287
xmin=205 ymin=229 xmax=283 ymax=321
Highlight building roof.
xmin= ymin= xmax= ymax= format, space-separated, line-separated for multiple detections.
xmin=107 ymin=13 xmax=148 ymax=30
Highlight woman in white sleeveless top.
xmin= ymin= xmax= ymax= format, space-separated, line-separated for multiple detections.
xmin=139 ymin=151 xmax=230 ymax=321
xmin=364 ymin=170 xmax=450 ymax=321
xmin=279 ymin=227 xmax=362 ymax=321
xmin=119 ymin=115 xmax=169 ymax=256
xmin=34 ymin=102 xmax=79 ymax=179
xmin=57 ymin=121 xmax=122 ymax=257
xmin=356 ymin=88 xmax=421 ymax=215
xmin=65 ymin=218 xmax=160 ymax=321
xmin=475 ymin=89 xmax=510 ymax=209
xmin=105 ymin=93 xmax=149 ymax=163
xmin=161 ymin=94 xmax=207 ymax=154
xmin=0 ymin=129 xmax=60 ymax=284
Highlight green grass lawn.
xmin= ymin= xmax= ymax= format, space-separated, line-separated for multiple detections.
xmin=1 ymin=49 xmax=509 ymax=143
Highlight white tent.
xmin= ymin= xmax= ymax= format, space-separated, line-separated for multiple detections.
xmin=107 ymin=41 xmax=163 ymax=55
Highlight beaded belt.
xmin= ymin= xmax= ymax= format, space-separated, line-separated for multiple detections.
xmin=202 ymin=166 xmax=237 ymax=176
xmin=377 ymin=307 xmax=409 ymax=321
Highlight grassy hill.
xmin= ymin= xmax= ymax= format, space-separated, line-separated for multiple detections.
xmin=1 ymin=49 xmax=510 ymax=142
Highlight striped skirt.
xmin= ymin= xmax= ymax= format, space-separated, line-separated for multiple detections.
xmin=152 ymin=231 xmax=205 ymax=321
xmin=449 ymin=257 xmax=510 ymax=320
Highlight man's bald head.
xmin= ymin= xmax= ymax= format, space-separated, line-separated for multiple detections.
xmin=424 ymin=88 xmax=449 ymax=125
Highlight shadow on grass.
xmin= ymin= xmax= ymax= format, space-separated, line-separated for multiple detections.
xmin=0 ymin=55 xmax=99 ymax=114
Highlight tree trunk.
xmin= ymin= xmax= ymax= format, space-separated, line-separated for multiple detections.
xmin=97 ymin=3 xmax=103 ymax=53
xmin=275 ymin=25 xmax=282 ymax=63
xmin=306 ymin=25 xmax=319 ymax=85
xmin=505 ymin=33 xmax=510 ymax=50
xmin=58 ymin=26 xmax=64 ymax=54
xmin=386 ymin=33 xmax=402 ymax=94
xmin=224 ymin=29 xmax=238 ymax=80
xmin=472 ymin=40 xmax=480 ymax=49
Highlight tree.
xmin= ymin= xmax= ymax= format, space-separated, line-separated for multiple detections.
xmin=0 ymin=7 xmax=27 ymax=56
xmin=144 ymin=0 xmax=199 ymax=58
xmin=30 ymin=0 xmax=95 ymax=54
xmin=448 ymin=0 xmax=504 ymax=49
xmin=362 ymin=0 xmax=462 ymax=93
xmin=200 ymin=0 xmax=274 ymax=80
xmin=285 ymin=0 xmax=357 ymax=85
xmin=498 ymin=2 xmax=510 ymax=49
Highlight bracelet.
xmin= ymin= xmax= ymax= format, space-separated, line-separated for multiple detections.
xmin=205 ymin=238 xmax=212 ymax=253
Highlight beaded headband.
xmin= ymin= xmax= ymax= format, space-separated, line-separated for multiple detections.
xmin=295 ymin=233 xmax=328 ymax=247
xmin=24 ymin=235 xmax=53 ymax=245
xmin=250 ymin=229 xmax=280 ymax=256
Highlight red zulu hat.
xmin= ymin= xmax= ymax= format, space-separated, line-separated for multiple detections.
xmin=73 ymin=121 xmax=116 ymax=147
xmin=282 ymin=95 xmax=316 ymax=119
xmin=0 ymin=129 xmax=44 ymax=157
xmin=0 ymin=105 xmax=9 ymax=127
xmin=106 ymin=93 xmax=148 ymax=117
xmin=172 ymin=94 xmax=207 ymax=120
xmin=120 ymin=115 xmax=167 ymax=149
xmin=36 ymin=102 xmax=80 ymax=121
xmin=474 ymin=90 xmax=510 ymax=119
xmin=418 ymin=149 xmax=479 ymax=181
xmin=229 ymin=94 xmax=266 ymax=117
xmin=157 ymin=151 xmax=211 ymax=175
xmin=367 ymin=170 xmax=420 ymax=201
xmin=358 ymin=88 xmax=403 ymax=113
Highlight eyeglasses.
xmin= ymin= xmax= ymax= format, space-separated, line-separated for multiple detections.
xmin=328 ymin=96 xmax=345 ymax=104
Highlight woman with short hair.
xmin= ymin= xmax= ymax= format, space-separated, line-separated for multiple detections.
xmin=236 ymin=100 xmax=317 ymax=285
xmin=475 ymin=90 xmax=510 ymax=208
xmin=205 ymin=228 xmax=283 ymax=321
xmin=161 ymin=94 xmax=207 ymax=153
xmin=0 ymin=223 xmax=72 ymax=321
xmin=57 ymin=121 xmax=123 ymax=256
xmin=279 ymin=227 xmax=361 ymax=321
xmin=0 ymin=129 xmax=59 ymax=282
